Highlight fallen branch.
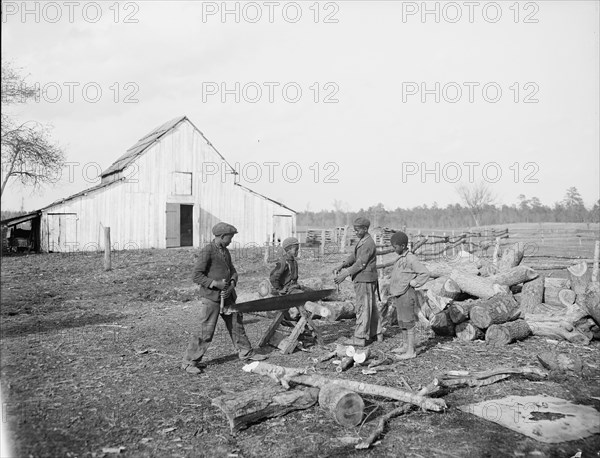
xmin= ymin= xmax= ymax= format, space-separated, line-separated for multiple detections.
xmin=355 ymin=404 xmax=413 ymax=450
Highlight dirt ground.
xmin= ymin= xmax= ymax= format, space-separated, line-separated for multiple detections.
xmin=1 ymin=247 xmax=599 ymax=458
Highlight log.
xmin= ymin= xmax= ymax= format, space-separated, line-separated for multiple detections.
xmin=450 ymin=270 xmax=510 ymax=299
xmin=447 ymin=299 xmax=478 ymax=324
xmin=537 ymin=352 xmax=583 ymax=375
xmin=318 ymin=384 xmax=364 ymax=427
xmin=243 ymin=362 xmax=448 ymax=411
xmin=430 ymin=310 xmax=455 ymax=336
xmin=524 ymin=303 xmax=588 ymax=325
xmin=336 ymin=356 xmax=354 ymax=373
xmin=319 ymin=301 xmax=356 ymax=321
xmin=489 ymin=266 xmax=538 ymax=287
xmin=420 ymin=276 xmax=448 ymax=296
xmin=593 ymin=240 xmax=599 ymax=283
xmin=437 ymin=366 xmax=546 ymax=388
xmin=304 ymin=301 xmax=332 ymax=319
xmin=211 ymin=385 xmax=319 ymax=432
xmin=485 ymin=320 xmax=531 ymax=346
xmin=544 ymin=286 xmax=576 ymax=307
xmin=469 ymin=294 xmax=521 ymax=330
xmin=545 ymin=277 xmax=570 ymax=289
xmin=455 ymin=321 xmax=484 ymax=341
xmin=567 ymin=261 xmax=591 ymax=296
xmin=519 ymin=275 xmax=545 ymax=313
xmin=424 ymin=258 xmax=479 ymax=279
xmin=316 ymin=344 xmax=352 ymax=363
xmin=526 ymin=321 xmax=591 ymax=345
xmin=440 ymin=278 xmax=465 ymax=300
xmin=498 ymin=243 xmax=524 ymax=271
xmin=346 ymin=347 xmax=371 ymax=365
xmin=578 ymin=282 xmax=600 ymax=326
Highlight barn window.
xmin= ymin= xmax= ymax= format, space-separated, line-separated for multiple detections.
xmin=173 ymin=172 xmax=192 ymax=195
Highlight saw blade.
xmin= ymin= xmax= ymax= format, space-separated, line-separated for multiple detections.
xmin=228 ymin=289 xmax=336 ymax=313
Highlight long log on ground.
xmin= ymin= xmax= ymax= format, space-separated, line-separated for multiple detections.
xmin=567 ymin=261 xmax=591 ymax=296
xmin=544 ymin=286 xmax=576 ymax=307
xmin=318 ymin=384 xmax=364 ymax=427
xmin=440 ymin=278 xmax=466 ymax=300
xmin=489 ymin=266 xmax=538 ymax=287
xmin=355 ymin=404 xmax=413 ymax=450
xmin=430 ymin=310 xmax=456 ymax=336
xmin=525 ymin=321 xmax=591 ymax=345
xmin=436 ymin=366 xmax=546 ymax=388
xmin=469 ymin=294 xmax=521 ymax=330
xmin=242 ymin=362 xmax=448 ymax=411
xmin=455 ymin=321 xmax=484 ymax=341
xmin=537 ymin=352 xmax=583 ymax=374
xmin=424 ymin=258 xmax=479 ymax=279
xmin=519 ymin=275 xmax=545 ymax=313
xmin=447 ymin=299 xmax=479 ymax=324
xmin=498 ymin=243 xmax=524 ymax=271
xmin=579 ymin=282 xmax=600 ymax=326
xmin=450 ymin=270 xmax=510 ymax=299
xmin=485 ymin=320 xmax=531 ymax=346
xmin=212 ymin=385 xmax=319 ymax=432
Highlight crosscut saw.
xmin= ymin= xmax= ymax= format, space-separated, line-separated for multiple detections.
xmin=226 ymin=289 xmax=336 ymax=313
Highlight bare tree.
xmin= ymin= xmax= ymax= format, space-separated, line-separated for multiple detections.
xmin=1 ymin=61 xmax=65 ymax=198
xmin=456 ymin=181 xmax=496 ymax=227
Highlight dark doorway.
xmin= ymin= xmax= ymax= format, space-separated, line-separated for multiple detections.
xmin=180 ymin=205 xmax=193 ymax=247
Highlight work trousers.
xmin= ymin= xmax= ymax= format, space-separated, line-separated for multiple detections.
xmin=353 ymin=282 xmax=382 ymax=340
xmin=183 ymin=298 xmax=253 ymax=364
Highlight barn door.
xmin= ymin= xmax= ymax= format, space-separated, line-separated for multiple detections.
xmin=47 ymin=214 xmax=77 ymax=252
xmin=166 ymin=203 xmax=180 ymax=248
xmin=180 ymin=205 xmax=193 ymax=247
xmin=273 ymin=215 xmax=293 ymax=244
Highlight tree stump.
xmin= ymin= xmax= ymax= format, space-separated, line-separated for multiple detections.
xmin=567 ymin=261 xmax=591 ymax=296
xmin=450 ymin=270 xmax=510 ymax=299
xmin=470 ymin=294 xmax=521 ymax=330
xmin=498 ymin=243 xmax=524 ymax=271
xmin=455 ymin=321 xmax=484 ymax=341
xmin=485 ymin=320 xmax=531 ymax=346
xmin=212 ymin=385 xmax=319 ymax=432
xmin=318 ymin=384 xmax=364 ymax=427
xmin=489 ymin=266 xmax=538 ymax=287
xmin=520 ymin=275 xmax=545 ymax=313
xmin=448 ymin=299 xmax=478 ymax=324
xmin=430 ymin=310 xmax=455 ymax=336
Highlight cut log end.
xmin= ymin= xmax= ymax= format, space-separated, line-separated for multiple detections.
xmin=318 ymin=385 xmax=364 ymax=427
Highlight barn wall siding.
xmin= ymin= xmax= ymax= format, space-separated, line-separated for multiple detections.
xmin=39 ymin=119 xmax=295 ymax=252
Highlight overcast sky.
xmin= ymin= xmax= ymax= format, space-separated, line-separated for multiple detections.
xmin=2 ymin=0 xmax=599 ymax=213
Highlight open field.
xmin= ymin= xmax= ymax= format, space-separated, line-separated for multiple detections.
xmin=1 ymin=225 xmax=600 ymax=458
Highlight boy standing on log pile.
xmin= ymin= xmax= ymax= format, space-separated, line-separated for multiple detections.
xmin=333 ymin=217 xmax=382 ymax=346
xmin=181 ymin=222 xmax=267 ymax=375
xmin=388 ymin=231 xmax=430 ymax=359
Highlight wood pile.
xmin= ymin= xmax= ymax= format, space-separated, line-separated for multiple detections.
xmin=413 ymin=241 xmax=600 ymax=346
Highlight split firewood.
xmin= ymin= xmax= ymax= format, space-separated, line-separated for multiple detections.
xmin=485 ymin=320 xmax=532 ymax=346
xmin=578 ymin=282 xmax=600 ymax=326
xmin=346 ymin=347 xmax=371 ymax=365
xmin=440 ymin=278 xmax=466 ymax=300
xmin=450 ymin=270 xmax=510 ymax=299
xmin=318 ymin=384 xmax=364 ymax=427
xmin=243 ymin=362 xmax=448 ymax=411
xmin=544 ymin=286 xmax=576 ymax=307
xmin=430 ymin=310 xmax=456 ymax=336
xmin=498 ymin=243 xmax=524 ymax=271
xmin=355 ymin=404 xmax=413 ymax=450
xmin=212 ymin=385 xmax=319 ymax=432
xmin=519 ymin=275 xmax=545 ymax=313
xmin=455 ymin=321 xmax=484 ymax=341
xmin=567 ymin=261 xmax=591 ymax=296
xmin=469 ymin=294 xmax=521 ymax=330
xmin=447 ymin=299 xmax=478 ymax=324
xmin=489 ymin=266 xmax=538 ymax=287
xmin=537 ymin=352 xmax=583 ymax=375
xmin=336 ymin=356 xmax=354 ymax=373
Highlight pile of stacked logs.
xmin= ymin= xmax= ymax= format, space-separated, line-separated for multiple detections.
xmin=412 ymin=242 xmax=600 ymax=346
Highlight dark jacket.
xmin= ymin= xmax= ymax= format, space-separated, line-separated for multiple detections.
xmin=342 ymin=234 xmax=378 ymax=283
xmin=269 ymin=254 xmax=298 ymax=293
xmin=193 ymin=241 xmax=238 ymax=303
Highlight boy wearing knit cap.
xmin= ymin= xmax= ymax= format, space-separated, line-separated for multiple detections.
xmin=334 ymin=217 xmax=382 ymax=346
xmin=181 ymin=222 xmax=267 ymax=375
xmin=388 ymin=231 xmax=430 ymax=359
xmin=270 ymin=237 xmax=304 ymax=320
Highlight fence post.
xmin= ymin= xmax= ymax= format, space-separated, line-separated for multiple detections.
xmin=320 ymin=229 xmax=326 ymax=257
xmin=340 ymin=225 xmax=348 ymax=254
xmin=592 ymin=240 xmax=600 ymax=283
xmin=104 ymin=227 xmax=111 ymax=271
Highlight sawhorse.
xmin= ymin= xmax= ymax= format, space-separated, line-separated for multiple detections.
xmin=258 ymin=305 xmax=324 ymax=354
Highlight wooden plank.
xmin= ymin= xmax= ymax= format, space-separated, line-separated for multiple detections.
xmin=258 ymin=311 xmax=286 ymax=347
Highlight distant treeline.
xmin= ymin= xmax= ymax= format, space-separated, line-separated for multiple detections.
xmin=299 ymin=200 xmax=600 ymax=229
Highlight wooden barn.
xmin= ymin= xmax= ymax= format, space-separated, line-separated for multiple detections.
xmin=16 ymin=116 xmax=296 ymax=252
